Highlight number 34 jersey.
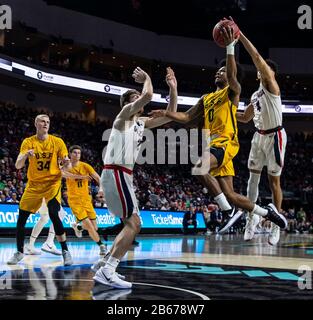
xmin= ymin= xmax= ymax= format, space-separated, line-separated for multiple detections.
xmin=20 ymin=134 xmax=68 ymax=183
xmin=66 ymin=161 xmax=96 ymax=201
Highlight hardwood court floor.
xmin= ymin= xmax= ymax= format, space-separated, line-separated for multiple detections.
xmin=0 ymin=233 xmax=313 ymax=300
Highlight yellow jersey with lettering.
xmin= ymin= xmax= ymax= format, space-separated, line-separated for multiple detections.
xmin=203 ymin=85 xmax=238 ymax=145
xmin=20 ymin=134 xmax=68 ymax=183
xmin=66 ymin=161 xmax=96 ymax=200
xmin=203 ymin=86 xmax=239 ymax=177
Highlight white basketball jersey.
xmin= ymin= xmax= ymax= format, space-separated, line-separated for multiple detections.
xmin=103 ymin=119 xmax=145 ymax=170
xmin=250 ymin=82 xmax=282 ymax=130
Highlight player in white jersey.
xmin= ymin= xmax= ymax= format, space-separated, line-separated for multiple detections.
xmin=93 ymin=67 xmax=178 ymax=288
xmin=236 ymin=29 xmax=287 ymax=245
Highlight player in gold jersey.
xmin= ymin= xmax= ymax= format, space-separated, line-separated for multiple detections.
xmin=7 ymin=114 xmax=74 ymax=266
xmin=150 ymin=23 xmax=287 ymax=233
xmin=65 ymin=145 xmax=107 ymax=255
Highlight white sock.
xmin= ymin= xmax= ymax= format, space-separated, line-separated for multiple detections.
xmin=252 ymin=204 xmax=268 ymax=217
xmin=30 ymin=214 xmax=49 ymax=246
xmin=29 ymin=235 xmax=37 ymax=247
xmin=105 ymin=256 xmax=120 ymax=273
xmin=214 ymin=193 xmax=232 ymax=211
xmin=45 ymin=208 xmax=65 ymax=247
xmin=45 ymin=227 xmax=55 ymax=247
xmin=247 ymin=172 xmax=261 ymax=203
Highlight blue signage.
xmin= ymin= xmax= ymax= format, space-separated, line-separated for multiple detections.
xmin=0 ymin=204 xmax=206 ymax=229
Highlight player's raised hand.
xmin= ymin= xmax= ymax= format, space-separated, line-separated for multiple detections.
xmin=132 ymin=67 xmax=149 ymax=83
xmin=165 ymin=67 xmax=177 ymax=90
xmin=220 ymin=25 xmax=237 ymax=46
xmin=26 ymin=149 xmax=35 ymax=158
xmin=148 ymin=109 xmax=167 ymax=118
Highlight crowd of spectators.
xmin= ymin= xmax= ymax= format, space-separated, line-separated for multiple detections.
xmin=1 ymin=102 xmax=313 ymax=234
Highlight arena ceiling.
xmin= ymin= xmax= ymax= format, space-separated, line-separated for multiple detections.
xmin=43 ymin=0 xmax=311 ymax=49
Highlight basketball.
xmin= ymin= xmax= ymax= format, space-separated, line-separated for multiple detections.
xmin=212 ymin=19 xmax=240 ymax=47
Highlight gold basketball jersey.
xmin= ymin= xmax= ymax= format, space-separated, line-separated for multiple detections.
xmin=203 ymin=85 xmax=238 ymax=143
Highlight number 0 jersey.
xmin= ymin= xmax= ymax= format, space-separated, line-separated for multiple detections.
xmin=202 ymin=85 xmax=239 ymax=177
xmin=20 ymin=134 xmax=68 ymax=183
xmin=203 ymin=85 xmax=238 ymax=144
xmin=66 ymin=161 xmax=96 ymax=200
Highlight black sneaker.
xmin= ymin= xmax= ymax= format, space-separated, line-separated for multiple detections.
xmin=218 ymin=207 xmax=244 ymax=234
xmin=264 ymin=203 xmax=287 ymax=229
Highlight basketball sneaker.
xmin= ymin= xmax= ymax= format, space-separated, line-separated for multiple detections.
xmin=24 ymin=244 xmax=41 ymax=255
xmin=91 ymin=256 xmax=126 ymax=280
xmin=62 ymin=250 xmax=73 ymax=266
xmin=93 ymin=267 xmax=132 ymax=289
xmin=268 ymin=222 xmax=280 ymax=246
xmin=91 ymin=251 xmax=110 ymax=273
xmin=218 ymin=207 xmax=243 ymax=234
xmin=264 ymin=203 xmax=287 ymax=229
xmin=41 ymin=242 xmax=62 ymax=255
xmin=244 ymin=213 xmax=260 ymax=241
xmin=99 ymin=244 xmax=107 ymax=256
xmin=7 ymin=251 xmax=24 ymax=265
xmin=71 ymin=222 xmax=83 ymax=238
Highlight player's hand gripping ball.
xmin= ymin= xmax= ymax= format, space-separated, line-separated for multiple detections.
xmin=212 ymin=18 xmax=240 ymax=47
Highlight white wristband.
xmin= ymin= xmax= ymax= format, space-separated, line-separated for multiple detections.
xmin=226 ymin=40 xmax=237 ymax=55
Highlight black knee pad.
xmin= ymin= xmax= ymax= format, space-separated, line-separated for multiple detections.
xmin=47 ymin=198 xmax=64 ymax=236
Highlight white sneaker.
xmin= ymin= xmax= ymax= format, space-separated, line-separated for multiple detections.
xmin=244 ymin=213 xmax=260 ymax=241
xmin=7 ymin=252 xmax=24 ymax=265
xmin=268 ymin=222 xmax=280 ymax=246
xmin=91 ymin=253 xmax=110 ymax=273
xmin=24 ymin=244 xmax=41 ymax=255
xmin=41 ymin=242 xmax=62 ymax=255
xmin=99 ymin=244 xmax=107 ymax=256
xmin=62 ymin=250 xmax=73 ymax=266
xmin=93 ymin=267 xmax=132 ymax=289
xmin=91 ymin=256 xmax=125 ymax=280
xmin=71 ymin=222 xmax=83 ymax=238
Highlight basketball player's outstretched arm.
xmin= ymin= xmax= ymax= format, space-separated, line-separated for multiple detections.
xmin=236 ymin=103 xmax=254 ymax=123
xmin=61 ymin=170 xmax=90 ymax=180
xmin=89 ymin=171 xmax=104 ymax=196
xmin=148 ymin=97 xmax=203 ymax=124
xmin=144 ymin=67 xmax=178 ymax=128
xmin=117 ymin=67 xmax=153 ymax=120
xmin=221 ymin=25 xmax=241 ymax=106
xmin=239 ymin=32 xmax=279 ymax=95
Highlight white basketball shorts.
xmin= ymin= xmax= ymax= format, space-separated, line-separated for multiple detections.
xmin=248 ymin=128 xmax=287 ymax=176
xmin=101 ymin=165 xmax=139 ymax=219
